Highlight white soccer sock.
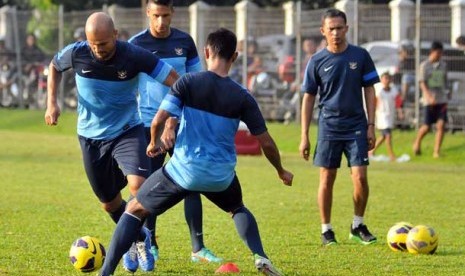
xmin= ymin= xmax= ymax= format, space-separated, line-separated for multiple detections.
xmin=352 ymin=215 xmax=364 ymax=229
xmin=321 ymin=223 xmax=332 ymax=233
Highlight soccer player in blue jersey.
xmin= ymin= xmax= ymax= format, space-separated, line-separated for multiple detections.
xmin=98 ymin=28 xmax=293 ymax=276
xmin=44 ymin=12 xmax=179 ymax=272
xmin=299 ymin=9 xmax=379 ymax=246
xmin=127 ymin=0 xmax=221 ymax=267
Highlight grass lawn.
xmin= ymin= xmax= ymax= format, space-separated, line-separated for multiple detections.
xmin=0 ymin=109 xmax=464 ymax=275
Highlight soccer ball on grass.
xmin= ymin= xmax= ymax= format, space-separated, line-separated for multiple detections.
xmin=386 ymin=222 xmax=413 ymax=252
xmin=406 ymin=225 xmax=438 ymax=254
xmin=69 ymin=236 xmax=106 ymax=272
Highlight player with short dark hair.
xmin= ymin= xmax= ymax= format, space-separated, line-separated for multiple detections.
xmin=44 ymin=12 xmax=179 ymax=273
xmin=126 ymin=0 xmax=221 ymax=269
xmin=412 ymin=41 xmax=449 ymax=158
xmin=98 ymin=27 xmax=293 ymax=276
xmin=300 ymin=8 xmax=379 ymax=246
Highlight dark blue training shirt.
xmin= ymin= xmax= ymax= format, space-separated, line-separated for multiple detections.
xmin=159 ymin=71 xmax=266 ymax=192
xmin=302 ymin=44 xmax=379 ymax=140
xmin=129 ymin=28 xmax=203 ymax=127
xmin=52 ymin=40 xmax=173 ymax=140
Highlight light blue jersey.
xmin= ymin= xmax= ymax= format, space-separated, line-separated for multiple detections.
xmin=129 ymin=28 xmax=202 ymax=126
xmin=52 ymin=41 xmax=173 ymax=140
xmin=160 ymin=71 xmax=266 ymax=192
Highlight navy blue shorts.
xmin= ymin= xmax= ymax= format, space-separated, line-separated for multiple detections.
xmin=423 ymin=103 xmax=448 ymax=126
xmin=313 ymin=139 xmax=369 ymax=168
xmin=79 ymin=124 xmax=150 ymax=203
xmin=137 ymin=167 xmax=244 ymax=216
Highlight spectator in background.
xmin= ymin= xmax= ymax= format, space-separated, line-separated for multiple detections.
xmin=301 ymin=38 xmax=317 ymax=74
xmin=73 ymin=27 xmax=86 ymax=42
xmin=394 ymin=43 xmax=415 ymax=105
xmin=456 ymin=35 xmax=465 ymax=52
xmin=412 ymin=41 xmax=449 ymax=158
xmin=0 ymin=37 xmax=14 ymax=65
xmin=118 ymin=29 xmax=130 ymax=41
xmin=370 ymin=72 xmax=400 ymax=161
xmin=22 ymin=33 xmax=46 ymax=73
xmin=230 ymin=38 xmax=259 ymax=85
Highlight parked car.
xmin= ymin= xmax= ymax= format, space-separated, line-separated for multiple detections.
xmin=361 ymin=40 xmax=465 ymax=131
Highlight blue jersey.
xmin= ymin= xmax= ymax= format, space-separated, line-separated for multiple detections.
xmin=129 ymin=28 xmax=202 ymax=127
xmin=302 ymin=44 xmax=379 ymax=140
xmin=159 ymin=71 xmax=266 ymax=192
xmin=52 ymin=41 xmax=173 ymax=139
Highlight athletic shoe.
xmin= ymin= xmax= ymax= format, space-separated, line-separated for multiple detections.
xmin=122 ymin=242 xmax=138 ymax=272
xmin=321 ymin=229 xmax=338 ymax=246
xmin=349 ymin=224 xmax=377 ymax=245
xmin=136 ymin=228 xmax=155 ymax=271
xmin=151 ymin=245 xmax=159 ymax=261
xmin=254 ymin=254 xmax=283 ymax=276
xmin=191 ymin=247 xmax=223 ymax=263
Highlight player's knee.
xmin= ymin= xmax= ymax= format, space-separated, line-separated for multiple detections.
xmin=126 ymin=198 xmax=150 ymax=218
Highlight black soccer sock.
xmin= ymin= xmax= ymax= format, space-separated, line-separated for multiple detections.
xmin=232 ymin=206 xmax=267 ymax=258
xmin=109 ymin=200 xmax=126 ymax=224
xmin=100 ymin=212 xmax=142 ymax=275
xmin=144 ymin=214 xmax=158 ymax=248
xmin=184 ymin=193 xmax=204 ymax=252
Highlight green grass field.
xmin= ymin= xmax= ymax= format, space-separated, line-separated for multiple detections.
xmin=1 ymin=109 xmax=464 ymax=275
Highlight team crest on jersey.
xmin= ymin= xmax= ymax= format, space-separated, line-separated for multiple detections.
xmin=174 ymin=48 xmax=183 ymax=56
xmin=117 ymin=70 xmax=128 ymax=79
xmin=349 ymin=62 xmax=358 ymax=70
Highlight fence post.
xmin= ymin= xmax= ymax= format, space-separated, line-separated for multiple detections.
xmin=283 ymin=1 xmax=295 ymax=36
xmin=335 ymin=0 xmax=356 ymax=44
xmin=389 ymin=0 xmax=414 ymax=42
xmin=189 ymin=1 xmax=211 ymax=68
xmin=234 ymin=0 xmax=258 ymax=41
xmin=449 ymin=0 xmax=465 ymax=47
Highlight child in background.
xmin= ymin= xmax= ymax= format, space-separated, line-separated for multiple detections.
xmin=370 ymin=72 xmax=401 ymax=161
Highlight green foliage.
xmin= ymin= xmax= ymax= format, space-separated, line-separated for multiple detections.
xmin=0 ymin=109 xmax=465 ymax=275
xmin=27 ymin=1 xmax=60 ymax=55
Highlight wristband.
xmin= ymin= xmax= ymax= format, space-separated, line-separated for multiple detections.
xmin=368 ymin=123 xmax=375 ymax=127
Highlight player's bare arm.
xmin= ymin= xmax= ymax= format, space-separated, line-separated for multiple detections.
xmin=44 ymin=62 xmax=62 ymax=126
xmin=299 ymin=93 xmax=316 ymax=160
xmin=147 ymin=110 xmax=178 ymax=157
xmin=163 ymin=69 xmax=179 ymax=87
xmin=364 ymin=85 xmax=376 ymax=150
xmin=255 ymin=131 xmax=293 ymax=186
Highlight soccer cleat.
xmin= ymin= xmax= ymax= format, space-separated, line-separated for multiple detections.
xmin=350 ymin=224 xmax=377 ymax=245
xmin=254 ymin=254 xmax=284 ymax=276
xmin=321 ymin=229 xmax=338 ymax=246
xmin=191 ymin=247 xmax=223 ymax=263
xmin=122 ymin=242 xmax=138 ymax=273
xmin=151 ymin=245 xmax=159 ymax=261
xmin=136 ymin=227 xmax=155 ymax=271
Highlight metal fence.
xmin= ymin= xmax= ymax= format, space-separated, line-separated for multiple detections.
xmin=0 ymin=2 xmax=464 ymax=131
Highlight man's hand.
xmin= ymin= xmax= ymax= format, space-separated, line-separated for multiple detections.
xmin=279 ymin=169 xmax=294 ymax=186
xmin=299 ymin=138 xmax=311 ymax=161
xmin=367 ymin=125 xmax=376 ymax=151
xmin=44 ymin=104 xmax=61 ymax=126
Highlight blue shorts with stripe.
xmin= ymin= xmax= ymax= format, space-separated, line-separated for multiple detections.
xmin=79 ymin=124 xmax=150 ymax=203
xmin=137 ymin=167 xmax=244 ymax=216
xmin=313 ymin=138 xmax=369 ymax=168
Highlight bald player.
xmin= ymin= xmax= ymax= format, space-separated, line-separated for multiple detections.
xmin=44 ymin=12 xmax=178 ymax=272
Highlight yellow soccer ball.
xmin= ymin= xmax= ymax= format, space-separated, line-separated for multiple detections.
xmin=69 ymin=236 xmax=106 ymax=272
xmin=387 ymin=222 xmax=413 ymax=252
xmin=406 ymin=225 xmax=438 ymax=254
